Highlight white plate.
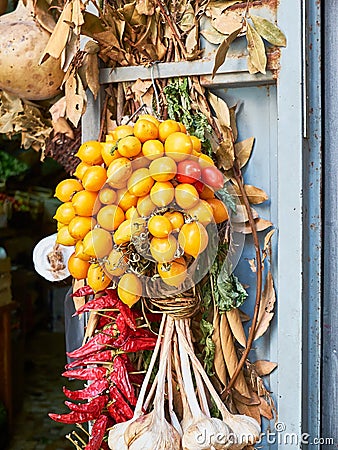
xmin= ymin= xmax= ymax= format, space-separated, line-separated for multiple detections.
xmin=33 ymin=233 xmax=74 ymax=282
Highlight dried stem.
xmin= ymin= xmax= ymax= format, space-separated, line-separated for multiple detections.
xmin=98 ymin=93 xmax=109 ymax=142
xmin=154 ymin=0 xmax=188 ymax=59
xmin=223 ymin=159 xmax=263 ymax=396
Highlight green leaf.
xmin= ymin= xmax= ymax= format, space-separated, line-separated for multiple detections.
xmin=216 ymin=263 xmax=248 ymax=312
xmin=216 ymin=184 xmax=237 ymax=213
xmin=212 ymin=26 xmax=242 ymax=78
xmin=246 ymin=22 xmax=267 ymax=74
xmin=250 ymin=15 xmax=287 ymax=47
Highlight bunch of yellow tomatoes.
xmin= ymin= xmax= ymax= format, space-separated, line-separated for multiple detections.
xmin=53 ymin=114 xmax=229 ymax=307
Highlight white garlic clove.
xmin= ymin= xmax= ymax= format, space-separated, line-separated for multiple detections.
xmin=125 ymin=412 xmax=182 ymax=450
xmin=182 ymin=417 xmax=233 ymax=450
xmin=225 ymin=415 xmax=261 ymax=449
xmin=108 ymin=419 xmax=133 ymax=450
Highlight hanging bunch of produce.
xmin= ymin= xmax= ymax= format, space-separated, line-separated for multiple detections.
xmin=37 ymin=81 xmax=278 ymax=447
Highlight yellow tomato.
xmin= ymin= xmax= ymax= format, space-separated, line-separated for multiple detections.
xmin=105 ymin=248 xmax=127 ymax=277
xmin=187 ymin=200 xmax=214 ymax=226
xmin=148 ymin=215 xmax=173 ymax=238
xmin=118 ymin=135 xmax=142 ymax=158
xmin=97 ymin=205 xmax=125 ymax=231
xmin=53 ymin=202 xmax=76 ymax=225
xmin=175 ymin=184 xmax=199 ymax=209
xmin=137 ymin=195 xmax=156 ymax=217
xmin=87 ymin=263 xmax=112 ymax=292
xmin=117 ymin=273 xmax=143 ymax=307
xmin=127 ymin=168 xmax=154 ymax=197
xmin=150 ymin=235 xmax=178 ymax=263
xmin=157 ymin=257 xmax=187 ymax=287
xmin=164 ymin=211 xmax=185 ymax=232
xmin=68 ymin=216 xmax=94 ymax=240
xmin=148 ymin=157 xmax=177 ymax=182
xmin=68 ymin=253 xmax=90 ymax=280
xmin=178 ymin=222 xmax=208 ymax=258
xmin=164 ymin=132 xmax=193 ymax=162
xmin=82 ymin=165 xmax=107 ymax=192
xmin=82 ymin=228 xmax=113 ymax=259
xmin=150 ymin=181 xmax=175 ymax=207
xmin=107 ymin=157 xmax=132 ymax=189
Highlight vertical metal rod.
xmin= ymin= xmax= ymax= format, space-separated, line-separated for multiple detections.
xmin=323 ymin=1 xmax=338 ymax=444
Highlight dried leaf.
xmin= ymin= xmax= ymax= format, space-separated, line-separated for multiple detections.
xmin=52 ymin=117 xmax=74 ymax=138
xmin=208 ymin=92 xmax=230 ymax=128
xmin=231 ymin=204 xmax=259 ymax=223
xmin=180 ymin=3 xmax=195 ymax=32
xmin=186 ymin=26 xmax=199 ymax=55
xmin=220 ymin=313 xmax=251 ymax=398
xmin=233 ymin=218 xmax=273 ymax=234
xmin=226 ymin=308 xmax=247 ymax=347
xmin=232 ymin=389 xmax=260 ymax=406
xmin=212 ymin=26 xmax=242 ymax=78
xmin=212 ymin=309 xmax=228 ymax=386
xmin=246 ymin=22 xmax=267 ymax=74
xmin=135 ymin=0 xmax=155 ymax=16
xmin=85 ymin=53 xmax=100 ymax=99
xmin=50 ymin=97 xmax=67 ymax=122
xmin=238 ymin=309 xmax=250 ymax=322
xmin=212 ymin=10 xmax=243 ymax=35
xmin=82 ymin=12 xmax=106 ymax=38
xmin=71 ymin=0 xmax=85 ymax=34
xmin=201 ymin=28 xmax=226 ymax=45
xmin=254 ymin=271 xmax=276 ymax=340
xmin=234 ymin=137 xmax=255 ymax=168
xmin=254 ymin=360 xmax=278 ymax=377
xmin=207 ymin=0 xmax=242 ymax=17
xmin=215 ymin=137 xmax=235 ymax=171
xmin=40 ymin=0 xmax=73 ymax=63
xmin=247 ymin=258 xmax=256 ymax=273
xmin=244 ymin=185 xmax=268 ymax=204
xmin=258 ymin=396 xmax=274 ymax=420
xmin=229 ymin=104 xmax=238 ymax=142
xmin=34 ymin=0 xmax=57 ymax=33
xmin=65 ymin=73 xmax=86 ymax=127
xmin=262 ymin=228 xmax=275 ymax=263
xmin=250 ymin=15 xmax=287 ymax=47
xmin=234 ymin=400 xmax=261 ymax=424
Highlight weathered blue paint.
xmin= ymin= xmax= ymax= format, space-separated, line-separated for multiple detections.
xmin=323 ymin=1 xmax=338 ymax=445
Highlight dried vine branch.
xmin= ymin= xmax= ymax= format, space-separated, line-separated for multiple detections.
xmin=223 ymin=158 xmax=263 ymax=396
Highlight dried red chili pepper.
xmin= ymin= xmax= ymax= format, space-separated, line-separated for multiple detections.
xmin=100 ymin=441 xmax=110 ymax=450
xmin=108 ymin=386 xmax=134 ymax=423
xmin=85 ymin=414 xmax=109 ymax=450
xmin=62 ymin=367 xmax=108 ymax=380
xmin=65 ymin=395 xmax=108 ymax=414
xmin=72 ymin=285 xmax=95 ymax=297
xmin=67 ymin=325 xmax=118 ymax=359
xmin=120 ymin=337 xmax=157 ymax=353
xmin=63 ymin=379 xmax=109 ymax=401
xmin=65 ymin=350 xmax=115 ymax=369
xmin=110 ymin=355 xmax=137 ymax=406
xmin=74 ymin=294 xmax=114 ymax=316
xmin=49 ymin=410 xmax=98 ymax=424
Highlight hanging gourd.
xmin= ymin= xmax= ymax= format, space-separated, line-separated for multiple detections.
xmin=0 ymin=0 xmax=64 ymax=100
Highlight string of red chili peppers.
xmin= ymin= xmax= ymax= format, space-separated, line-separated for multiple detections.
xmin=48 ymin=287 xmax=160 ymax=450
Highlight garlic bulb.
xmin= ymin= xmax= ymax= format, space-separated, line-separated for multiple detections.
xmin=125 ymin=410 xmax=181 ymax=450
xmin=178 ymin=320 xmax=260 ymax=449
xmin=108 ymin=419 xmax=131 ymax=450
xmin=176 ymin=320 xmax=232 ymax=450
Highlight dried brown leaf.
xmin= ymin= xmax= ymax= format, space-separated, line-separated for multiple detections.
xmin=200 ymin=28 xmax=226 ymax=45
xmin=231 ymin=204 xmax=259 ymax=223
xmin=82 ymin=12 xmax=105 ymax=38
xmin=212 ymin=10 xmax=243 ymax=35
xmin=49 ymin=96 xmax=67 ymax=122
xmin=186 ymin=25 xmax=199 ymax=55
xmin=234 ymin=400 xmax=261 ymax=424
xmin=258 ymin=396 xmax=274 ymax=420
xmin=254 ymin=360 xmax=278 ymax=377
xmin=246 ymin=22 xmax=267 ymax=74
xmin=264 ymin=229 xmax=275 ymax=251
xmin=212 ymin=26 xmax=242 ymax=78
xmin=220 ymin=313 xmax=251 ymax=398
xmin=254 ymin=271 xmax=276 ymax=340
xmin=34 ymin=0 xmax=56 ymax=33
xmin=226 ymin=308 xmax=247 ymax=347
xmin=250 ymin=15 xmax=287 ymax=47
xmin=229 ymin=104 xmax=238 ymax=142
xmin=65 ymin=73 xmax=86 ymax=127
xmin=212 ymin=309 xmax=228 ymax=386
xmin=238 ymin=309 xmax=250 ymax=322
xmin=206 ymin=0 xmax=242 ymax=18
xmin=40 ymin=1 xmax=73 ymax=63
xmin=135 ymin=0 xmax=155 ymax=16
xmin=233 ymin=218 xmax=273 ymax=234
xmin=244 ymin=185 xmax=269 ymax=204
xmin=52 ymin=117 xmax=74 ymax=138
xmin=85 ymin=53 xmax=100 ymax=99
xmin=71 ymin=0 xmax=85 ymax=34
xmin=232 ymin=388 xmax=261 ymax=406
xmin=247 ymin=258 xmax=256 ymax=273
xmin=180 ymin=3 xmax=195 ymax=32
xmin=208 ymin=92 xmax=230 ymax=128
xmin=215 ymin=137 xmax=235 ymax=171
xmin=234 ymin=136 xmax=255 ymax=168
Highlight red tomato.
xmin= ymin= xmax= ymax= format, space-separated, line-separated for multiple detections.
xmin=176 ymin=160 xmax=202 ymax=184
xmin=201 ymin=166 xmax=224 ymax=190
